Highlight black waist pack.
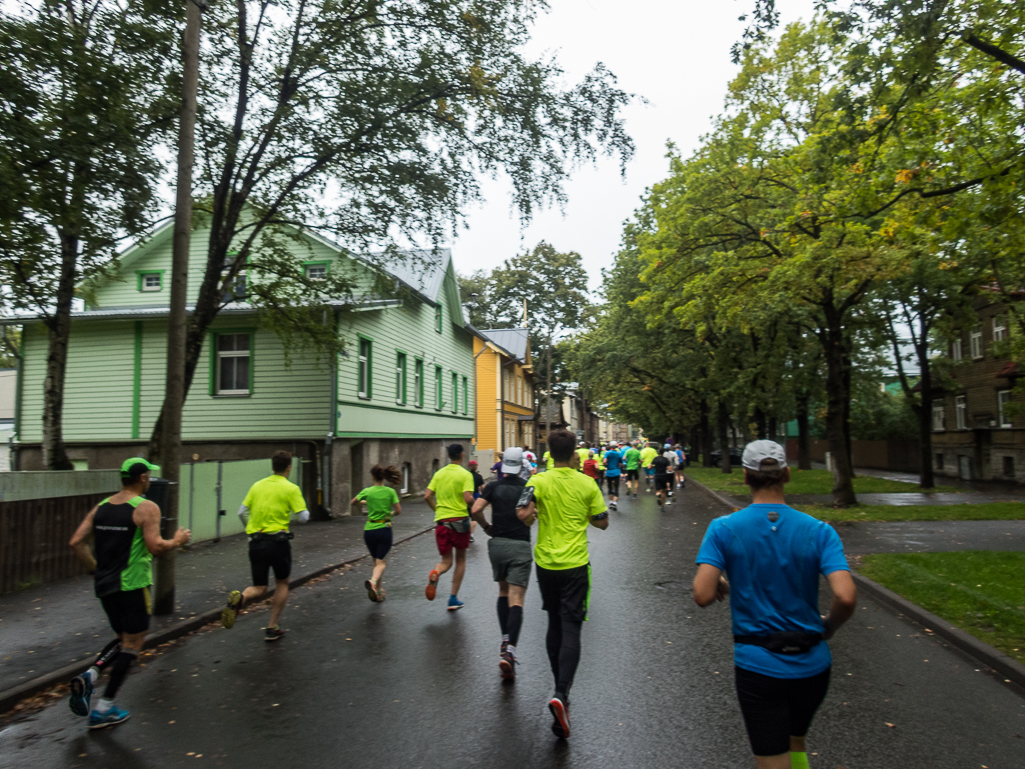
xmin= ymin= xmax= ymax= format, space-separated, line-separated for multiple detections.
xmin=441 ymin=518 xmax=471 ymax=535
xmin=733 ymin=631 xmax=823 ymax=655
xmin=250 ymin=530 xmax=294 ymax=543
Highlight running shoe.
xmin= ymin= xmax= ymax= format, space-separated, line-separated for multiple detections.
xmin=447 ymin=595 xmax=464 ymax=611
xmin=425 ymin=570 xmax=440 ymax=601
xmin=501 ymin=639 xmax=509 ymax=655
xmin=264 ymin=626 xmax=286 ymax=642
xmin=609 ymin=501 xmax=617 ymax=511
xmin=69 ymin=671 xmax=94 ymax=717
xmin=549 ymin=696 xmax=571 ymax=739
xmin=364 ymin=579 xmax=379 ymax=603
xmin=221 ymin=590 xmax=243 ymax=629
xmin=633 ymin=494 xmax=638 ymax=499
xmin=88 ymin=706 xmax=130 ymax=730
xmin=499 ymin=650 xmax=517 ymax=680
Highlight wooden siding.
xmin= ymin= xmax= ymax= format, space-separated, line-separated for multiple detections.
xmin=19 ymin=318 xmax=333 ymax=442
xmin=474 ymin=338 xmax=499 ymax=451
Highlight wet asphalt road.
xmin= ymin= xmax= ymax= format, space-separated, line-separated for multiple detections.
xmin=2 ymin=486 xmax=1024 ymax=769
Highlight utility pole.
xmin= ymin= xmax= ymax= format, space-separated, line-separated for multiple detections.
xmin=154 ymin=0 xmax=202 ymax=616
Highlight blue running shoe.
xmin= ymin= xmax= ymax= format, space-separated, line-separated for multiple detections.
xmin=88 ymin=706 xmax=130 ymax=730
xmin=447 ymin=595 xmax=464 ymax=611
xmin=69 ymin=671 xmax=93 ymax=717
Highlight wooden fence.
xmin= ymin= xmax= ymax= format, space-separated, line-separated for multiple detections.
xmin=0 ymin=492 xmax=106 ymax=594
xmin=786 ymin=439 xmax=922 ymax=474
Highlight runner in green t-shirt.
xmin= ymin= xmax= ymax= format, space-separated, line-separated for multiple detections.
xmin=517 ymin=429 xmax=609 ymax=741
xmin=423 ymin=444 xmax=476 ymax=610
xmin=352 ymin=465 xmax=402 ymax=603
xmin=623 ymin=443 xmax=642 ymax=499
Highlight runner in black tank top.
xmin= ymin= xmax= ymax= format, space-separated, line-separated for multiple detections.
xmin=67 ymin=458 xmax=191 ymax=730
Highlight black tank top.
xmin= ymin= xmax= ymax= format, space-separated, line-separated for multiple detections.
xmin=93 ymin=496 xmax=151 ymax=597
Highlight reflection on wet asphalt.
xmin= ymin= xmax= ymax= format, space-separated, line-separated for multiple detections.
xmin=2 ymin=486 xmax=1023 ymax=769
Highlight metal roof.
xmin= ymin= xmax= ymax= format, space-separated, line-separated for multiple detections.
xmin=479 ymin=327 xmax=529 ymax=363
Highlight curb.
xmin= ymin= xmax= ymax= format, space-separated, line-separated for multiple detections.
xmin=850 ymin=571 xmax=1025 ymax=691
xmin=0 ymin=525 xmax=434 ymax=715
xmin=689 ymin=476 xmax=1025 ymax=692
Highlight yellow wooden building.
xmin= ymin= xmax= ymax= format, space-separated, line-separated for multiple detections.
xmin=473 ymin=328 xmax=536 ymax=453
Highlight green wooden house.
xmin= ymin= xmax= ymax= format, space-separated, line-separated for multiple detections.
xmin=9 ymin=220 xmax=476 ymax=513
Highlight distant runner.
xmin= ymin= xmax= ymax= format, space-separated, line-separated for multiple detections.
xmin=424 ymin=443 xmax=476 ymax=610
xmin=639 ymin=442 xmax=658 ymax=493
xmin=674 ymin=444 xmax=687 ymax=489
xmin=68 ymin=458 xmax=191 ymax=729
xmin=651 ymin=449 xmax=673 ymax=509
xmin=694 ymin=440 xmax=857 ymax=769
xmin=352 ymin=464 xmax=402 ymax=602
xmin=517 ymin=429 xmax=609 ymax=740
xmin=582 ymin=450 xmax=600 ymax=486
xmin=470 ymin=447 xmax=531 ymax=679
xmin=603 ymin=442 xmax=623 ymax=510
xmin=623 ymin=442 xmax=642 ymax=499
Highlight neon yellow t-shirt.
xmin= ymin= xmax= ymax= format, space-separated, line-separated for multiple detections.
xmin=576 ymin=448 xmax=590 ymax=468
xmin=543 ymin=451 xmax=555 ymax=471
xmin=243 ymin=475 xmax=307 ymax=534
xmin=526 ymin=467 xmax=606 ymax=570
xmin=640 ymin=446 xmax=658 ymax=468
xmin=427 ymin=463 xmax=474 ymax=522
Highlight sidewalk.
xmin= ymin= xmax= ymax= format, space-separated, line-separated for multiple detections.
xmin=0 ymin=501 xmax=436 ymax=695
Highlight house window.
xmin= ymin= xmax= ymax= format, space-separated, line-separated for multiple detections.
xmin=358 ymin=337 xmax=372 ymax=399
xmin=451 ymin=372 xmax=458 ymax=413
xmin=435 ymin=304 xmax=442 ymax=333
xmin=305 ymin=263 xmax=328 ymax=281
xmin=935 ymin=453 xmax=944 ymax=471
xmin=139 ymin=272 xmax=162 ymax=292
xmin=462 ymin=376 xmax=468 ymax=415
xmin=395 ymin=353 xmax=407 ymax=405
xmin=1003 ymin=456 xmax=1015 ymax=478
xmin=401 ymin=462 xmax=411 ymax=494
xmin=955 ymin=395 xmax=967 ymax=429
xmin=969 ymin=325 xmax=983 ymax=359
xmin=951 ymin=338 xmax=962 ymax=362
xmin=993 ymin=315 xmax=1008 ymax=343
xmin=931 ymin=403 xmax=945 ymax=432
xmin=413 ymin=359 xmax=424 ymax=407
xmin=222 ymin=253 xmax=247 ymax=301
xmin=434 ymin=365 xmax=443 ymax=409
xmin=215 ymin=333 xmax=251 ymax=395
xmin=998 ymin=389 xmax=1012 ymax=428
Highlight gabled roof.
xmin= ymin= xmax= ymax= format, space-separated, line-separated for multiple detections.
xmin=479 ymin=327 xmax=529 ymax=363
xmin=375 ymin=248 xmax=451 ymax=305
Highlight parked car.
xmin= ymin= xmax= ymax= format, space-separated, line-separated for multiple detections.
xmin=710 ymin=447 xmax=743 ymax=468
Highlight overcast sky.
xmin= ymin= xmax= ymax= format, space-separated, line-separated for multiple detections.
xmin=450 ymin=0 xmax=817 ymax=291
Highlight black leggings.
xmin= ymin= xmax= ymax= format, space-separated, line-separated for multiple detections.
xmin=606 ymin=476 xmax=620 ymax=497
xmin=545 ymin=614 xmax=582 ymax=699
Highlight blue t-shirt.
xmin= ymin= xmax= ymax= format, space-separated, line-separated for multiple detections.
xmin=603 ymin=450 xmax=624 ymax=477
xmin=696 ymin=503 xmax=849 ymax=679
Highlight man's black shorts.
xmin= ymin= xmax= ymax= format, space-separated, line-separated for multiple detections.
xmin=654 ymin=473 xmax=672 ymax=491
xmin=99 ymin=587 xmax=151 ymax=635
xmin=735 ymin=665 xmax=831 ymax=756
xmin=625 ymin=469 xmax=639 ymax=481
xmin=249 ymin=537 xmax=292 ymax=586
xmin=606 ymin=475 xmax=620 ymax=496
xmin=536 ymin=563 xmax=590 ymax=622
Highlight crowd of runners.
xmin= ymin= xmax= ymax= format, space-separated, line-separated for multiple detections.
xmin=65 ymin=433 xmax=855 ymax=768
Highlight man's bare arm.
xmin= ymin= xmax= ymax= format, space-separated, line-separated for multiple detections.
xmin=693 ymin=563 xmax=730 ymax=607
xmin=822 ymin=570 xmax=857 ymax=639
xmin=136 ymin=501 xmax=191 ymax=556
xmin=470 ymin=497 xmax=491 ymax=532
xmin=69 ymin=506 xmax=99 ymax=572
xmin=423 ymin=489 xmax=437 ymax=511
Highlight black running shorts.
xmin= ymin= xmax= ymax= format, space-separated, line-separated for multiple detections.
xmin=536 ymin=563 xmax=590 ymax=622
xmin=734 ymin=666 xmax=831 ymax=757
xmin=99 ymin=587 xmax=151 ymax=635
xmin=249 ymin=537 xmax=292 ymax=586
xmin=654 ymin=473 xmax=671 ymax=491
xmin=363 ymin=527 xmax=393 ymax=560
xmin=625 ymin=469 xmax=639 ymax=481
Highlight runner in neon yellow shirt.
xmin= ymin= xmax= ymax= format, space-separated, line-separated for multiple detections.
xmin=424 ymin=444 xmax=476 ymax=610
xmin=639 ymin=443 xmax=658 ymax=493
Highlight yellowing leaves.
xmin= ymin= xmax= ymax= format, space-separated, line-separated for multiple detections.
xmin=895 ymin=169 xmax=915 ymax=184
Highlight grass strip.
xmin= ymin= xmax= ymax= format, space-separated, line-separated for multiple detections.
xmin=858 ymin=552 xmax=1025 ymax=665
xmin=800 ymin=502 xmax=1025 ymax=522
xmin=687 ymin=467 xmax=960 ymax=495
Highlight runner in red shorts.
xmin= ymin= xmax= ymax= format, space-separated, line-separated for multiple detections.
xmin=423 ymin=443 xmax=476 ymax=610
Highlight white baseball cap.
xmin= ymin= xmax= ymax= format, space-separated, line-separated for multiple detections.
xmin=501 ymin=447 xmax=524 ymax=474
xmin=741 ymin=440 xmax=787 ymax=472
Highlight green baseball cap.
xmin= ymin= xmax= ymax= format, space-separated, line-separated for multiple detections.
xmin=120 ymin=457 xmax=161 ymax=479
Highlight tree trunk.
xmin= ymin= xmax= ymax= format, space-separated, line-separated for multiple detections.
xmin=717 ymin=399 xmax=732 ymax=474
xmin=700 ymin=399 xmax=713 ymax=467
xmin=768 ymin=415 xmax=777 ymax=443
xmin=41 ymin=232 xmax=78 ymax=471
xmin=796 ymin=390 xmax=812 ymax=470
xmin=754 ymin=406 xmax=767 ymax=440
xmin=822 ymin=312 xmax=857 ymax=507
xmin=842 ymin=363 xmax=855 ymax=478
xmin=152 ymin=0 xmax=201 ymax=617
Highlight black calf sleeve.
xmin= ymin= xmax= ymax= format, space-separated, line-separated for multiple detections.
xmin=497 ymin=596 xmax=509 ymax=635
xmin=545 ymin=611 xmax=562 ymax=685
xmin=93 ymin=638 xmax=122 ymax=670
xmin=507 ymin=605 xmax=523 ymax=647
xmin=103 ymin=650 xmax=137 ymax=700
xmin=556 ymin=620 xmax=583 ymax=699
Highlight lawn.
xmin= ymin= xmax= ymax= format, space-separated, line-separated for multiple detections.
xmin=801 ymin=502 xmax=1025 ymax=522
xmin=858 ymin=552 xmax=1025 ymax=666
xmin=686 ymin=466 xmax=960 ymax=495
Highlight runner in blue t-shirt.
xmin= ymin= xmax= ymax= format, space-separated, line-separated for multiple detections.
xmin=693 ymin=440 xmax=857 ymax=769
xmin=601 ymin=442 xmax=624 ymax=510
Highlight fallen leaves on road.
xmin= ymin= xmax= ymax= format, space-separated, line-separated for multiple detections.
xmin=885 ymin=722 xmax=896 ymax=728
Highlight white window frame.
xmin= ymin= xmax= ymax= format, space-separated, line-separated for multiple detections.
xmin=413 ymin=359 xmax=423 ymax=408
xmin=305 ymin=264 xmax=327 ymax=281
xmin=357 ymin=338 xmax=371 ymax=399
xmin=969 ymin=325 xmax=983 ymax=359
xmin=141 ymin=273 xmax=162 ymax=292
xmin=395 ymin=352 xmax=407 ymax=405
xmin=215 ymin=333 xmax=251 ymax=396
xmin=931 ymin=403 xmax=945 ymax=432
xmin=401 ymin=463 xmax=411 ymax=494
xmin=951 ymin=338 xmax=962 ymax=362
xmin=955 ymin=395 xmax=967 ymax=430
xmin=998 ymin=389 xmax=1012 ymax=428
xmin=434 ymin=365 xmax=443 ymax=410
xmin=993 ymin=315 xmax=1008 ymax=343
